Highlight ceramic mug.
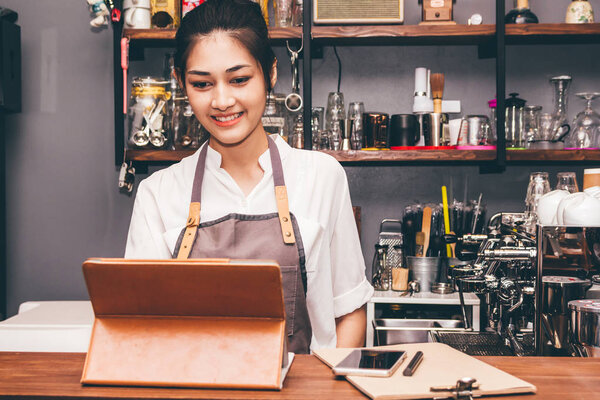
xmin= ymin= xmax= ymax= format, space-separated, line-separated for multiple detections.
xmin=537 ymin=190 xmax=570 ymax=225
xmin=558 ymin=192 xmax=600 ymax=226
xmin=124 ymin=0 xmax=151 ymax=29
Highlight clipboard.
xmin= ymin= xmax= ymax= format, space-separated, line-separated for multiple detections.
xmin=315 ymin=343 xmax=537 ymax=399
xmin=81 ymin=258 xmax=290 ymax=389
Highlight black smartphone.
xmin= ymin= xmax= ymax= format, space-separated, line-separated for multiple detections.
xmin=332 ymin=349 xmax=407 ymax=377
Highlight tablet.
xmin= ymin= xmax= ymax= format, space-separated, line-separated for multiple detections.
xmin=332 ymin=349 xmax=407 ymax=377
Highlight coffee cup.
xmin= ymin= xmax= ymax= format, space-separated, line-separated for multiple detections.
xmin=584 ymin=168 xmax=600 ymax=190
xmin=448 ymin=118 xmax=466 ymax=146
xmin=537 ymin=190 xmax=570 ymax=225
xmin=124 ymin=0 xmax=151 ymax=29
xmin=558 ymin=192 xmax=600 ymax=226
xmin=390 ymin=114 xmax=419 ymax=146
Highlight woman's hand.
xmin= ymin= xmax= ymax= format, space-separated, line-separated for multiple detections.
xmin=335 ymin=305 xmax=367 ymax=348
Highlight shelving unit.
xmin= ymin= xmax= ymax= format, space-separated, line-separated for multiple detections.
xmin=113 ymin=3 xmax=600 ymax=168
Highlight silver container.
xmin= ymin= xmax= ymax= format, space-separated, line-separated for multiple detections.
xmin=374 ymin=319 xmax=465 ymax=345
xmin=406 ymin=256 xmax=440 ymax=292
xmin=541 ymin=276 xmax=591 ymax=351
xmin=569 ymin=299 xmax=600 ymax=357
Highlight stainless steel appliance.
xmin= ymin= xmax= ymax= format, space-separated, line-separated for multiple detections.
xmin=569 ymin=299 xmax=600 ymax=357
xmin=535 ymin=225 xmax=600 ymax=356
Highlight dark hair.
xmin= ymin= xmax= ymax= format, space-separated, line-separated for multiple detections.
xmin=175 ymin=0 xmax=275 ymax=91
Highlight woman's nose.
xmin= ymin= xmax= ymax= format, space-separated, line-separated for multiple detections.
xmin=211 ymin=85 xmax=235 ymax=110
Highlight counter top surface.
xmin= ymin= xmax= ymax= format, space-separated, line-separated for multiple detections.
xmin=0 ymin=352 xmax=599 ymax=399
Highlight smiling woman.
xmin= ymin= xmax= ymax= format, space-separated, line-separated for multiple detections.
xmin=124 ymin=0 xmax=373 ymax=353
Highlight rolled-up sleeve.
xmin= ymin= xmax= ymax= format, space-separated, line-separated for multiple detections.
xmin=328 ymin=165 xmax=374 ymax=318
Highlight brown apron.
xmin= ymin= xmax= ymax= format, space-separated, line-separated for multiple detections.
xmin=173 ymin=137 xmax=312 ymax=354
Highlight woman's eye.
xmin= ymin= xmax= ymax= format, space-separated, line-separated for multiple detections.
xmin=191 ymin=81 xmax=211 ymax=89
xmin=231 ymin=76 xmax=250 ymax=85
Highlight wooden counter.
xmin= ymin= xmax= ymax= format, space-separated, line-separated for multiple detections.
xmin=0 ymin=352 xmax=599 ymax=399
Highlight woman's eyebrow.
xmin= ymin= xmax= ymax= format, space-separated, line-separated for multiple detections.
xmin=187 ymin=64 xmax=252 ymax=76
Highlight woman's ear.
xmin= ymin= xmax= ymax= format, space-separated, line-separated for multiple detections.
xmin=270 ymin=59 xmax=278 ymax=90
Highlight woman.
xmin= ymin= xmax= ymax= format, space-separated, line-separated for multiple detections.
xmin=125 ymin=0 xmax=373 ymax=352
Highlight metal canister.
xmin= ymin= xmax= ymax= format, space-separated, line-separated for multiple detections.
xmin=569 ymin=299 xmax=600 ymax=357
xmin=541 ymin=276 xmax=591 ymax=352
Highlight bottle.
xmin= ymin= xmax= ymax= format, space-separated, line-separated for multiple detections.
xmin=505 ymin=0 xmax=539 ymax=24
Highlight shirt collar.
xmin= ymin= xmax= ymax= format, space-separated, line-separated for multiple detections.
xmin=203 ymin=134 xmax=291 ymax=172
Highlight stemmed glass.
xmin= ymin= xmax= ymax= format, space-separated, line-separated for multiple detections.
xmin=566 ymin=92 xmax=600 ymax=149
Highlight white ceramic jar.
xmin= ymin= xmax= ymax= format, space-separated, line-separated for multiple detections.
xmin=566 ymin=0 xmax=594 ymax=23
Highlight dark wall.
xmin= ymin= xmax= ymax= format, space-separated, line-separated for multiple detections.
xmin=2 ymin=0 xmax=600 ymax=316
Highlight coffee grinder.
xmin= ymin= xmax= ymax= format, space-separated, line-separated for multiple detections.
xmin=419 ymin=0 xmax=457 ymax=25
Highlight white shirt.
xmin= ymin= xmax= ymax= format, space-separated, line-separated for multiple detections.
xmin=125 ymin=135 xmax=374 ymax=349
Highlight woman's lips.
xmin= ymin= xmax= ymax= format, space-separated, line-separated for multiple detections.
xmin=211 ymin=112 xmax=243 ymax=127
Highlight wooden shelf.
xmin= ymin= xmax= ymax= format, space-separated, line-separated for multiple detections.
xmin=506 ymin=23 xmax=600 ymax=45
xmin=321 ymin=149 xmax=496 ymax=163
xmin=311 ymin=24 xmax=495 ymax=45
xmin=126 ymin=149 xmax=196 ymax=162
xmin=123 ymin=27 xmax=302 ymax=41
xmin=126 ymin=148 xmax=600 ymax=164
xmin=506 ymin=149 xmax=600 ymax=162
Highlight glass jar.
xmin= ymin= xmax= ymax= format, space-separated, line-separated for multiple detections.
xmin=505 ymin=92 xmax=526 ymax=148
xmin=171 ymin=96 xmax=202 ymax=150
xmin=262 ymin=92 xmax=286 ymax=139
xmin=525 ymin=172 xmax=551 ymax=217
xmin=127 ymin=77 xmax=170 ymax=149
xmin=523 ymin=105 xmax=542 ymax=143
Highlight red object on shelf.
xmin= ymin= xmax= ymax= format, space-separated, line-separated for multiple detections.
xmin=390 ymin=146 xmax=458 ymax=150
xmin=456 ymin=145 xmax=496 ymax=150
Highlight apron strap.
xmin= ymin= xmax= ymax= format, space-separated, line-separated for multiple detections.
xmin=268 ymin=137 xmax=296 ymax=245
xmin=177 ymin=144 xmax=209 ymax=259
xmin=178 ymin=136 xmax=295 ymax=259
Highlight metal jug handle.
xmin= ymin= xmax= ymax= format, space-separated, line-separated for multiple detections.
xmin=553 ymin=123 xmax=570 ymax=142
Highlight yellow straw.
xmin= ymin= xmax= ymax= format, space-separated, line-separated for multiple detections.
xmin=442 ymin=186 xmax=452 ymax=258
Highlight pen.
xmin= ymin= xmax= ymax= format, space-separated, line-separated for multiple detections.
xmin=403 ymin=351 xmax=424 ymax=376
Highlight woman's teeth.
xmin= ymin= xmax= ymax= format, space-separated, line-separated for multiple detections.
xmin=214 ymin=112 xmax=242 ymax=122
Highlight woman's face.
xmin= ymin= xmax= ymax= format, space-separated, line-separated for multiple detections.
xmin=183 ymin=31 xmax=270 ymax=147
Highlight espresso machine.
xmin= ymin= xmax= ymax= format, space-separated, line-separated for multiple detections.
xmin=438 ymin=214 xmax=600 ymax=357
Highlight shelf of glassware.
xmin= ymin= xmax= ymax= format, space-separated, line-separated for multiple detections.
xmin=123 ymin=27 xmax=302 ymax=41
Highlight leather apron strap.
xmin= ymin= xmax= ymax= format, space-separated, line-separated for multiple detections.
xmin=177 ymin=136 xmax=294 ymax=260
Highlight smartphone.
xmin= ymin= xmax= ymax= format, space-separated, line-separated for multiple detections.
xmin=332 ymin=349 xmax=407 ymax=377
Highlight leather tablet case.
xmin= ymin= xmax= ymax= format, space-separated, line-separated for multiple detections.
xmin=81 ymin=258 xmax=287 ymax=389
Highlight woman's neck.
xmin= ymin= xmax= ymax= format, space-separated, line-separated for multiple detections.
xmin=208 ymin=128 xmax=270 ymax=196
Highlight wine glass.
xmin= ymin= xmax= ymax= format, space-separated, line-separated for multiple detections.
xmin=566 ymin=92 xmax=600 ymax=149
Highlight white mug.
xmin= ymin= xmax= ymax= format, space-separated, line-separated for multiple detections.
xmin=558 ymin=192 xmax=600 ymax=226
xmin=124 ymin=0 xmax=151 ymax=29
xmin=537 ymin=189 xmax=569 ymax=225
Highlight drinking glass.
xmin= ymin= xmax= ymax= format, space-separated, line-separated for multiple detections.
xmin=539 ymin=113 xmax=555 ymax=141
xmin=525 ymin=172 xmax=551 ymax=216
xmin=556 ymin=172 xmax=579 ymax=193
xmin=328 ymin=120 xmax=342 ymax=151
xmin=275 ymin=0 xmax=293 ymax=27
xmin=523 ymin=105 xmax=542 ymax=142
xmin=566 ymin=92 xmax=600 ymax=149
xmin=311 ymin=107 xmax=324 ymax=149
xmin=325 ymin=92 xmax=345 ymax=131
xmin=348 ymin=102 xmax=365 ymax=150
